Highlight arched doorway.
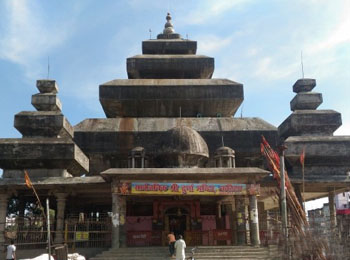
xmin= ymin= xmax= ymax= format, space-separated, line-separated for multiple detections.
xmin=165 ymin=207 xmax=189 ymax=237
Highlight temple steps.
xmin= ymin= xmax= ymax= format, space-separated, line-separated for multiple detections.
xmin=90 ymin=245 xmax=280 ymax=260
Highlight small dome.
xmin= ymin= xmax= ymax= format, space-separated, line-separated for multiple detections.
xmin=214 ymin=146 xmax=236 ymax=168
xmin=130 ymin=146 xmax=145 ymax=156
xmin=158 ymin=125 xmax=209 ymax=167
xmin=131 ymin=146 xmax=145 ymax=152
xmin=215 ymin=146 xmax=235 ymax=157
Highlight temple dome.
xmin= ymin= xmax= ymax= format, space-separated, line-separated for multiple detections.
xmin=157 ymin=125 xmax=209 ymax=167
xmin=215 ymin=146 xmax=235 ymax=156
xmin=167 ymin=126 xmax=209 ymax=156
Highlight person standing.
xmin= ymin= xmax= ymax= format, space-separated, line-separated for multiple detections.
xmin=167 ymin=231 xmax=176 ymax=257
xmin=6 ymin=240 xmax=16 ymax=260
xmin=174 ymin=235 xmax=186 ymax=260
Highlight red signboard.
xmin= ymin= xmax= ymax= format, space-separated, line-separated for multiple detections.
xmin=337 ymin=209 xmax=350 ymax=215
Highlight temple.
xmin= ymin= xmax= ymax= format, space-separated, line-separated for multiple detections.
xmin=0 ymin=13 xmax=349 ymax=259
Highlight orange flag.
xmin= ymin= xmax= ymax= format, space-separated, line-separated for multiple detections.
xmin=24 ymin=170 xmax=33 ymax=189
xmin=300 ymin=148 xmax=305 ymax=166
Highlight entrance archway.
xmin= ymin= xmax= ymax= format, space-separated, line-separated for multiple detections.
xmin=165 ymin=207 xmax=189 ymax=237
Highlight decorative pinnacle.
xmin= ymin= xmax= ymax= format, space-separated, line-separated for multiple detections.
xmin=163 ymin=12 xmax=175 ymax=34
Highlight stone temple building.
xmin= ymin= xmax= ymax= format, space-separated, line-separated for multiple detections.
xmin=0 ymin=13 xmax=350 ymax=259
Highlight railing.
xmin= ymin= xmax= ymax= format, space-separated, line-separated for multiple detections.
xmin=5 ymin=217 xmax=54 ymax=250
xmin=65 ymin=217 xmax=112 ymax=249
xmin=126 ymin=230 xmax=233 ymax=247
xmin=4 ymin=216 xmax=112 ymax=249
xmin=185 ymin=230 xmax=209 ymax=246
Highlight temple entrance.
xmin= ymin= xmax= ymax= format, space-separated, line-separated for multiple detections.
xmin=124 ymin=197 xmax=258 ymax=247
xmin=165 ymin=207 xmax=189 ymax=237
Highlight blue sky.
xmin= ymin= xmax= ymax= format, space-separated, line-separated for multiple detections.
xmin=0 ymin=0 xmax=348 ymax=210
xmin=0 ymin=0 xmax=349 ymax=138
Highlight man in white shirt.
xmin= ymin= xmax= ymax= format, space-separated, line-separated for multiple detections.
xmin=6 ymin=240 xmax=16 ymax=260
xmin=174 ymin=235 xmax=186 ymax=260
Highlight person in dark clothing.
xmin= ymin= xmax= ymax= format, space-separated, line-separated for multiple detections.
xmin=167 ymin=231 xmax=176 ymax=257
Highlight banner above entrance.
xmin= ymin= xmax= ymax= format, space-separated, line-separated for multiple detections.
xmin=117 ymin=182 xmax=260 ymax=196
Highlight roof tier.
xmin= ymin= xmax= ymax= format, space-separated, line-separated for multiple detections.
xmin=99 ymin=79 xmax=243 ymax=117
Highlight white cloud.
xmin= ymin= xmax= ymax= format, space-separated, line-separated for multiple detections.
xmin=244 ymin=1 xmax=350 ymax=83
xmin=247 ymin=48 xmax=258 ymax=57
xmin=253 ymin=57 xmax=299 ymax=81
xmin=305 ymin=3 xmax=350 ymax=55
xmin=180 ymin=0 xmax=253 ymax=25
xmin=0 ymin=0 xmax=73 ymax=79
xmin=307 ymin=16 xmax=350 ymax=53
xmin=197 ymin=35 xmax=233 ymax=54
xmin=209 ymin=0 xmax=251 ymax=15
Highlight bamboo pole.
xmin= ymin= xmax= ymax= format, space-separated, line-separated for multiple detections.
xmin=261 ymin=136 xmax=326 ymax=260
xmin=46 ymin=198 xmax=51 ymax=260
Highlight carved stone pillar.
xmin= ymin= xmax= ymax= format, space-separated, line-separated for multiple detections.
xmin=249 ymin=195 xmax=260 ymax=246
xmin=55 ymin=193 xmax=67 ymax=244
xmin=244 ymin=199 xmax=250 ymax=245
xmin=0 ymin=193 xmax=8 ymax=249
xmin=111 ymin=184 xmax=127 ymax=248
xmin=328 ymin=190 xmax=337 ymax=232
xmin=119 ymin=196 xmax=127 ymax=248
xmin=111 ymin=191 xmax=120 ymax=248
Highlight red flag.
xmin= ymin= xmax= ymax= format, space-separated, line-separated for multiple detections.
xmin=260 ymin=143 xmax=265 ymax=155
xmin=300 ymin=148 xmax=305 ymax=166
xmin=24 ymin=170 xmax=33 ymax=189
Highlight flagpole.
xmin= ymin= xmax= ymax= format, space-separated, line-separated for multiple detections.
xmin=33 ymin=187 xmax=45 ymax=216
xmin=24 ymin=171 xmax=46 ymax=218
xmin=278 ymin=145 xmax=289 ymax=258
xmin=279 ymin=146 xmax=288 ymax=240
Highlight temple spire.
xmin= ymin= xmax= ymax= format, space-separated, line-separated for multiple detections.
xmin=163 ymin=12 xmax=175 ymax=34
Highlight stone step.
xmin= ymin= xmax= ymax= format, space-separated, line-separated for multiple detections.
xmin=99 ymin=250 xmax=269 ymax=255
xmin=100 ymin=249 xmax=269 ymax=255
xmin=96 ymin=253 xmax=269 ymax=258
xmin=90 ymin=246 xmax=277 ymax=260
xmin=92 ymin=257 xmax=271 ymax=260
xmin=104 ymin=246 xmax=269 ymax=251
xmin=90 ymin=256 xmax=276 ymax=260
xmin=90 ymin=256 xmax=168 ymax=260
